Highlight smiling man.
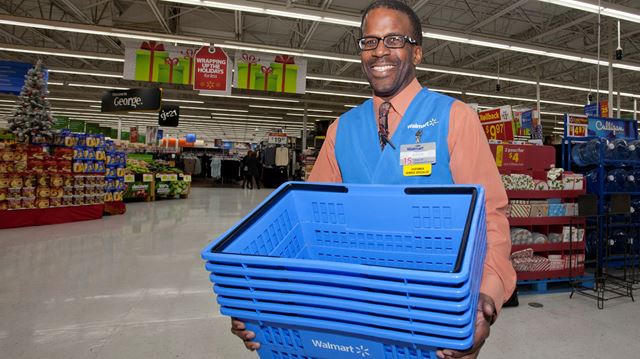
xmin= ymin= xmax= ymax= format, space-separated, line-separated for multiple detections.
xmin=231 ymin=1 xmax=516 ymax=358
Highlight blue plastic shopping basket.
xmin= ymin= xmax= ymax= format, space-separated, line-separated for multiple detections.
xmin=202 ymin=182 xmax=487 ymax=359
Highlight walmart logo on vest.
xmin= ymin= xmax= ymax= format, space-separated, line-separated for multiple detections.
xmin=311 ymin=339 xmax=371 ymax=357
xmin=408 ymin=118 xmax=439 ymax=129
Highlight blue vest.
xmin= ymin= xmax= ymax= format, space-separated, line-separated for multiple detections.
xmin=335 ymin=88 xmax=455 ymax=184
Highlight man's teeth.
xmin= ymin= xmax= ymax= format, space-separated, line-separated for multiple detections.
xmin=373 ymin=65 xmax=394 ymax=71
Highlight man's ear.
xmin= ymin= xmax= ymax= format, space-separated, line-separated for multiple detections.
xmin=413 ymin=45 xmax=423 ymax=66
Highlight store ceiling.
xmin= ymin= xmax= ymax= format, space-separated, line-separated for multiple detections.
xmin=1 ymin=0 xmax=639 ymax=141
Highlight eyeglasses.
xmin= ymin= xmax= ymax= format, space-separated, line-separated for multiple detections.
xmin=356 ymin=35 xmax=417 ymax=51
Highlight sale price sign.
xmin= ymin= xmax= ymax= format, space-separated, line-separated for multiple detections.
xmin=478 ymin=105 xmax=515 ymax=141
xmin=566 ymin=114 xmax=588 ymax=137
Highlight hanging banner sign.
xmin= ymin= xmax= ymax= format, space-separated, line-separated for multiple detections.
xmin=584 ymin=100 xmax=609 ymax=118
xmin=193 ymin=46 xmax=231 ymax=95
xmin=478 ymin=105 xmax=515 ymax=141
xmin=0 ymin=61 xmax=49 ymax=95
xmin=101 ymin=88 xmax=162 ymax=112
xmin=234 ymin=52 xmax=307 ymax=94
xmin=565 ymin=114 xmax=588 ymax=137
xmin=158 ymin=105 xmax=179 ymax=127
xmin=123 ymin=41 xmax=198 ymax=85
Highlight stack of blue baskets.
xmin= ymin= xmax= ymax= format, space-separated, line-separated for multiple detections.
xmin=202 ymin=182 xmax=487 ymax=359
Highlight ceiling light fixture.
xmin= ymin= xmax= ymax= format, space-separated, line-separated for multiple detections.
xmin=537 ymin=0 xmax=640 ymax=24
xmin=249 ymin=105 xmax=333 ymax=113
xmin=0 ymin=14 xmax=209 ymax=46
xmin=48 ymin=68 xmax=123 ymax=78
xmin=0 ymin=43 xmax=124 ymax=62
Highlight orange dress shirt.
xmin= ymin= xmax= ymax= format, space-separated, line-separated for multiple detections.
xmin=308 ymin=79 xmax=516 ymax=313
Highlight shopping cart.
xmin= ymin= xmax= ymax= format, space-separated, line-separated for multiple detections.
xmin=202 ymin=182 xmax=487 ymax=359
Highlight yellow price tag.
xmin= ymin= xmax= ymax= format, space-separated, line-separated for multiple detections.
xmin=403 ymin=164 xmax=432 ymax=177
xmin=495 ymin=145 xmax=504 ymax=167
xmin=124 ymin=174 xmax=135 ymax=183
xmin=143 ymin=174 xmax=153 ymax=182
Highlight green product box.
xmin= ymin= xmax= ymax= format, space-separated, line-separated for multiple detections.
xmin=121 ymin=132 xmax=130 ymax=141
xmin=110 ymin=128 xmax=118 ymax=139
xmin=270 ymin=63 xmax=298 ymax=93
xmin=86 ymin=123 xmax=100 ymax=134
xmin=69 ymin=119 xmax=85 ymax=133
xmin=135 ymin=49 xmax=169 ymax=82
xmin=236 ymin=63 xmax=261 ymax=90
xmin=254 ymin=70 xmax=278 ymax=92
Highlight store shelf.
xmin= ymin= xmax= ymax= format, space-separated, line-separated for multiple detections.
xmin=517 ymin=267 xmax=585 ymax=281
xmin=508 ymin=216 xmax=585 ymax=226
xmin=603 ymin=159 xmax=640 ymax=166
xmin=506 ymin=189 xmax=586 ymax=199
xmin=512 ymin=241 xmax=585 ymax=253
xmin=0 ymin=204 xmax=104 ymax=229
xmin=604 ymin=192 xmax=640 ymax=196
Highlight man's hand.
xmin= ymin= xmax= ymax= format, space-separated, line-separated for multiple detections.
xmin=436 ymin=293 xmax=496 ymax=359
xmin=230 ymin=318 xmax=261 ymax=351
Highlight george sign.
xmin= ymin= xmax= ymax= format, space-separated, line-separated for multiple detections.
xmin=158 ymin=105 xmax=179 ymax=127
xmin=0 ymin=61 xmax=48 ymax=95
xmin=101 ymin=88 xmax=162 ymax=113
xmin=234 ymin=51 xmax=307 ymax=94
xmin=587 ymin=117 xmax=638 ymax=140
xmin=130 ymin=127 xmax=139 ymax=143
xmin=478 ymin=105 xmax=515 ymax=141
xmin=584 ymin=100 xmax=608 ymax=118
xmin=194 ymin=46 xmax=231 ymax=95
xmin=565 ymin=114 xmax=588 ymax=137
xmin=123 ymin=41 xmax=197 ymax=85
xmin=268 ymin=133 xmax=288 ymax=145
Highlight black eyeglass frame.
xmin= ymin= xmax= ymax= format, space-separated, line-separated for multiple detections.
xmin=356 ymin=35 xmax=418 ymax=51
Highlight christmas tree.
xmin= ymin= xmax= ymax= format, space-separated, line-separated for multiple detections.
xmin=8 ymin=60 xmax=55 ymax=143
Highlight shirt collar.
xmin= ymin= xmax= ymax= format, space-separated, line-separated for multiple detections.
xmin=373 ymin=78 xmax=422 ymax=117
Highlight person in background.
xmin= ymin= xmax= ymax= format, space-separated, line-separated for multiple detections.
xmin=244 ymin=151 xmax=261 ymax=190
xmin=231 ymin=1 xmax=515 ymax=358
xmin=240 ymin=151 xmax=251 ymax=189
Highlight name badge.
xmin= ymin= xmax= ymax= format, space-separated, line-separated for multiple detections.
xmin=403 ymin=164 xmax=432 ymax=176
xmin=399 ymin=143 xmax=436 ymax=166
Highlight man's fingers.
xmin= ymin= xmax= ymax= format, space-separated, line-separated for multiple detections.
xmin=231 ymin=318 xmax=246 ymax=330
xmin=244 ymin=341 xmax=260 ymax=351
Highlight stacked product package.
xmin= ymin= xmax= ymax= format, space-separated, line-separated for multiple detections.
xmin=105 ymin=141 xmax=126 ymax=202
xmin=0 ymin=139 xmax=105 ymax=210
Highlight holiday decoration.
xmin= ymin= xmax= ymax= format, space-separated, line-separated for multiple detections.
xmin=7 ymin=60 xmax=55 ymax=143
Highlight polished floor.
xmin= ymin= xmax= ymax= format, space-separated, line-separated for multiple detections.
xmin=1 ymin=187 xmax=638 ymax=359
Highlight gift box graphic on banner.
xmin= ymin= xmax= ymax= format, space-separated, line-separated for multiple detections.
xmin=135 ymin=41 xmax=168 ymax=82
xmin=270 ymin=55 xmax=298 ymax=93
xmin=237 ymin=53 xmax=261 ymax=90
xmin=181 ymin=49 xmax=195 ymax=85
xmin=255 ymin=66 xmax=277 ymax=91
xmin=158 ymin=58 xmax=185 ymax=84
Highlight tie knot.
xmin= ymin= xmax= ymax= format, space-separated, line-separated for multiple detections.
xmin=379 ymin=102 xmax=391 ymax=117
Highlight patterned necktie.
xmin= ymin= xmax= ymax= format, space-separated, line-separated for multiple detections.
xmin=378 ymin=101 xmax=392 ymax=150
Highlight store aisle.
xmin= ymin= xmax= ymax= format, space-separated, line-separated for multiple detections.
xmin=1 ymin=187 xmax=639 ymax=359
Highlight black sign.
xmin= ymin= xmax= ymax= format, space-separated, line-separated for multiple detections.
xmin=158 ymin=105 xmax=179 ymax=127
xmin=101 ymin=88 xmax=162 ymax=113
